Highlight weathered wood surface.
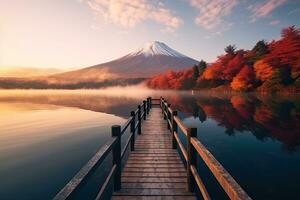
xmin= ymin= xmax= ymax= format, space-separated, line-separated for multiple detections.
xmin=112 ymin=107 xmax=196 ymax=200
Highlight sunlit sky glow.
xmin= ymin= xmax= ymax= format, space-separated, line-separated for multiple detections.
xmin=1 ymin=0 xmax=300 ymax=69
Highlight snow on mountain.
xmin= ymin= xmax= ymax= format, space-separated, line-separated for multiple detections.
xmin=128 ymin=41 xmax=186 ymax=57
xmin=51 ymin=41 xmax=198 ymax=83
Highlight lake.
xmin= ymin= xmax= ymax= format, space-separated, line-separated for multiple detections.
xmin=0 ymin=88 xmax=299 ymax=200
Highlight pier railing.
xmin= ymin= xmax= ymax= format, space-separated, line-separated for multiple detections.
xmin=159 ymin=97 xmax=252 ymax=200
xmin=53 ymin=97 xmax=152 ymax=200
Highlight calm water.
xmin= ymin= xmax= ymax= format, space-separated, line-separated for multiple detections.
xmin=0 ymin=89 xmax=299 ymax=200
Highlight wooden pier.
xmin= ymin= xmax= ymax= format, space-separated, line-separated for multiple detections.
xmin=54 ymin=97 xmax=252 ymax=200
xmin=112 ymin=106 xmax=194 ymax=199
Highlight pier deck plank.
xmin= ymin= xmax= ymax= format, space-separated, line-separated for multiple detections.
xmin=112 ymin=107 xmax=196 ymax=200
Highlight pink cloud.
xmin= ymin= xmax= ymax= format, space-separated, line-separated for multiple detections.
xmin=249 ymin=0 xmax=288 ymax=22
xmin=82 ymin=0 xmax=183 ymax=33
xmin=188 ymin=0 xmax=238 ymax=30
xmin=269 ymin=20 xmax=280 ymax=25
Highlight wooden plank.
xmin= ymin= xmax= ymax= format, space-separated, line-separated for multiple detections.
xmin=121 ymin=177 xmax=187 ymax=183
xmin=123 ymin=168 xmax=186 ymax=173
xmin=122 ymin=182 xmax=187 ymax=189
xmin=113 ymin=189 xmax=194 ymax=196
xmin=128 ymin=157 xmax=181 ymax=161
xmin=126 ymin=160 xmax=183 ymax=164
xmin=121 ymin=172 xmax=187 ymax=177
xmin=125 ymin=164 xmax=185 ymax=168
xmin=129 ymin=154 xmax=179 ymax=157
xmin=112 ymin=196 xmax=196 ymax=200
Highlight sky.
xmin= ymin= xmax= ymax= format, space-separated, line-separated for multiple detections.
xmin=1 ymin=0 xmax=300 ymax=69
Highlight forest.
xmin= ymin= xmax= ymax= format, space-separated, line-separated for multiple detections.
xmin=146 ymin=26 xmax=300 ymax=93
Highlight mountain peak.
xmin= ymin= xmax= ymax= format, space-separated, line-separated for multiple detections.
xmin=129 ymin=41 xmax=187 ymax=58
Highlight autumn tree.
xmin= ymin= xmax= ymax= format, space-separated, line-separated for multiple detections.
xmin=262 ymin=68 xmax=284 ymax=89
xmin=192 ymin=65 xmax=199 ymax=80
xmin=202 ymin=63 xmax=223 ymax=81
xmin=224 ymin=45 xmax=236 ymax=55
xmin=223 ymin=51 xmax=245 ymax=82
xmin=198 ymin=60 xmax=207 ymax=76
xmin=264 ymin=26 xmax=300 ymax=74
xmin=281 ymin=25 xmax=300 ymax=39
xmin=254 ymin=60 xmax=274 ymax=82
xmin=248 ymin=40 xmax=269 ymax=63
xmin=231 ymin=65 xmax=256 ymax=91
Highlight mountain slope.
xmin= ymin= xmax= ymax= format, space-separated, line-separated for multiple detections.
xmin=51 ymin=41 xmax=198 ymax=83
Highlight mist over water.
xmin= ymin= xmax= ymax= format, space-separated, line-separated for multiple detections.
xmin=0 ymin=88 xmax=299 ymax=200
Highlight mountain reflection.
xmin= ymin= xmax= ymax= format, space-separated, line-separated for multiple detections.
xmin=0 ymin=91 xmax=143 ymax=118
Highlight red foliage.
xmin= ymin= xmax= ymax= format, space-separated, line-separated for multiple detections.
xmin=146 ymin=69 xmax=194 ymax=90
xmin=202 ymin=62 xmax=223 ymax=80
xmin=264 ymin=26 xmax=300 ymax=72
xmin=231 ymin=65 xmax=256 ymax=91
xmin=254 ymin=60 xmax=274 ymax=82
xmin=146 ymin=26 xmax=300 ymax=91
xmin=223 ymin=51 xmax=246 ymax=81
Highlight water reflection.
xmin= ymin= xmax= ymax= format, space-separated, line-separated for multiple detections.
xmin=1 ymin=90 xmax=299 ymax=152
xmin=0 ymin=89 xmax=299 ymax=200
xmin=164 ymin=94 xmax=300 ymax=152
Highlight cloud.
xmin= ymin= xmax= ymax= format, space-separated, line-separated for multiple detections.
xmin=188 ymin=0 xmax=238 ymax=30
xmin=249 ymin=0 xmax=288 ymax=22
xmin=269 ymin=20 xmax=280 ymax=25
xmin=288 ymin=7 xmax=300 ymax=15
xmin=82 ymin=0 xmax=183 ymax=33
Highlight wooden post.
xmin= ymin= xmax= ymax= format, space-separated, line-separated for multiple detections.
xmin=163 ymin=100 xmax=167 ymax=120
xmin=187 ymin=127 xmax=197 ymax=192
xmin=172 ymin=111 xmax=178 ymax=149
xmin=167 ymin=104 xmax=171 ymax=130
xmin=146 ymin=97 xmax=150 ymax=114
xmin=149 ymin=97 xmax=152 ymax=109
xmin=138 ymin=105 xmax=142 ymax=135
xmin=161 ymin=97 xmax=164 ymax=114
xmin=143 ymin=100 xmax=146 ymax=120
xmin=111 ymin=125 xmax=121 ymax=191
xmin=130 ymin=111 xmax=135 ymax=151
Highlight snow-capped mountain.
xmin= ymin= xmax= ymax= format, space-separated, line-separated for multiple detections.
xmin=51 ymin=41 xmax=198 ymax=83
xmin=128 ymin=41 xmax=187 ymax=57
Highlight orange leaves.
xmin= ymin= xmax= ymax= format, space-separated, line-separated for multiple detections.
xmin=146 ymin=69 xmax=194 ymax=89
xmin=231 ymin=65 xmax=255 ymax=91
xmin=202 ymin=63 xmax=222 ymax=80
xmin=223 ymin=51 xmax=245 ymax=81
xmin=254 ymin=60 xmax=274 ymax=82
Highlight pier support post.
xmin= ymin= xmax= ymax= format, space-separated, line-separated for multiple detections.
xmin=161 ymin=97 xmax=164 ymax=114
xmin=130 ymin=111 xmax=135 ymax=151
xmin=138 ymin=105 xmax=142 ymax=135
xmin=146 ymin=97 xmax=150 ymax=114
xmin=163 ymin=100 xmax=167 ymax=120
xmin=112 ymin=125 xmax=121 ymax=191
xmin=172 ymin=111 xmax=178 ymax=149
xmin=187 ymin=127 xmax=197 ymax=192
xmin=167 ymin=104 xmax=171 ymax=130
xmin=149 ymin=97 xmax=152 ymax=109
xmin=143 ymin=100 xmax=146 ymax=120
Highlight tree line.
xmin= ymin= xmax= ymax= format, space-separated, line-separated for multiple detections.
xmin=146 ymin=26 xmax=300 ymax=93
